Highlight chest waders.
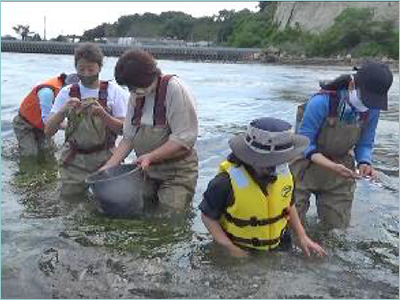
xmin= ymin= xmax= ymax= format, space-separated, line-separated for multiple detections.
xmin=131 ymin=75 xmax=198 ymax=213
xmin=290 ymin=91 xmax=368 ymax=229
xmin=59 ymin=82 xmax=115 ymax=195
xmin=14 ymin=80 xmax=61 ymax=158
xmin=13 ymin=114 xmax=56 ymax=159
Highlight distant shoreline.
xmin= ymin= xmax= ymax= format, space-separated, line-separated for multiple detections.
xmin=269 ymin=57 xmax=399 ymax=72
xmin=2 ymin=40 xmax=398 ymax=71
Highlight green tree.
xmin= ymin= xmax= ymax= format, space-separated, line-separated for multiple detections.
xmin=162 ymin=14 xmax=195 ymax=40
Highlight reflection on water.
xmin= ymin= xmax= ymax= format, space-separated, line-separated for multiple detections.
xmin=1 ymin=53 xmax=398 ymax=298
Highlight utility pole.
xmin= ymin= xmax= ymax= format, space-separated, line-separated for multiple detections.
xmin=43 ymin=16 xmax=47 ymax=41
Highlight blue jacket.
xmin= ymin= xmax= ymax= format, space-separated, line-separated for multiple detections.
xmin=299 ymin=90 xmax=380 ymax=165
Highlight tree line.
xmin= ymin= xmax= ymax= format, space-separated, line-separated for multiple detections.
xmin=81 ymin=3 xmax=398 ymax=59
xmin=10 ymin=3 xmax=399 ymax=59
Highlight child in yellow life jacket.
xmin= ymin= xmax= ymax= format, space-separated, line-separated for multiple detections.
xmin=199 ymin=117 xmax=326 ymax=258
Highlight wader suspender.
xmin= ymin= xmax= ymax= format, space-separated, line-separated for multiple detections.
xmin=320 ymin=90 xmax=369 ymax=125
xmin=131 ymin=75 xmax=175 ymax=127
xmin=63 ymin=82 xmax=111 ymax=167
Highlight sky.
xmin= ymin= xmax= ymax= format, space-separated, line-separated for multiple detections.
xmin=1 ymin=1 xmax=259 ymax=39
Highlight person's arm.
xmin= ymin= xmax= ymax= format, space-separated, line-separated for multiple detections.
xmin=44 ymin=86 xmax=82 ymax=137
xmin=98 ymin=97 xmax=136 ymax=172
xmin=310 ymin=153 xmax=360 ymax=179
xmin=37 ymin=87 xmax=55 ymax=123
xmin=136 ymin=78 xmax=198 ymax=169
xmin=299 ymin=94 xmax=329 ymax=159
xmin=354 ymin=109 xmax=380 ymax=178
xmin=136 ymin=140 xmax=189 ymax=170
xmin=201 ymin=213 xmax=248 ymax=257
xmin=287 ymin=205 xmax=325 ymax=257
xmin=98 ymin=137 xmax=134 ymax=171
xmin=199 ymin=173 xmax=248 ymax=257
xmin=89 ymin=84 xmax=129 ymax=134
xmin=45 ymin=97 xmax=81 ymax=137
xmin=89 ymin=103 xmax=124 ymax=134
xmin=167 ymin=78 xmax=198 ymax=150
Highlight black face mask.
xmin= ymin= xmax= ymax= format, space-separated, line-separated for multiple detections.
xmin=78 ymin=74 xmax=99 ymax=86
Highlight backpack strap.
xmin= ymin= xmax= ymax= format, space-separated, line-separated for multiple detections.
xmin=98 ymin=81 xmax=109 ymax=108
xmin=359 ymin=111 xmax=369 ymax=124
xmin=131 ymin=96 xmax=145 ymax=126
xmin=69 ymin=84 xmax=81 ymax=99
xmin=327 ymin=92 xmax=340 ymax=118
xmin=153 ymin=74 xmax=174 ymax=126
xmin=130 ymin=75 xmax=175 ymax=127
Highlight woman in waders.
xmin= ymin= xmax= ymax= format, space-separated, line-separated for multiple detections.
xmin=290 ymin=61 xmax=393 ymax=229
xmin=100 ymin=50 xmax=198 ymax=215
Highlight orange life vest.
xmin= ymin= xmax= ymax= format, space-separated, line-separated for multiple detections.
xmin=19 ymin=76 xmax=63 ymax=130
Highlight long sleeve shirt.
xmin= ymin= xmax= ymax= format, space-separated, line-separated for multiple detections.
xmin=299 ymin=92 xmax=380 ymax=165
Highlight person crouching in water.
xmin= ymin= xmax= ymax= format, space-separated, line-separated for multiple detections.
xmin=199 ymin=117 xmax=325 ymax=257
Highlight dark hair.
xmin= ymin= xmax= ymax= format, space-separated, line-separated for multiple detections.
xmin=227 ymin=152 xmax=276 ymax=194
xmin=58 ymin=73 xmax=67 ymax=85
xmin=114 ymin=50 xmax=161 ymax=89
xmin=74 ymin=43 xmax=103 ymax=68
xmin=319 ymin=74 xmax=351 ymax=91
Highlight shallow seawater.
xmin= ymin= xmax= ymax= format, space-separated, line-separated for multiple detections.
xmin=1 ymin=53 xmax=398 ymax=298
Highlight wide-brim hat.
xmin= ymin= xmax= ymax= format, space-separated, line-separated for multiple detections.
xmin=229 ymin=117 xmax=309 ymax=168
xmin=354 ymin=62 xmax=393 ymax=111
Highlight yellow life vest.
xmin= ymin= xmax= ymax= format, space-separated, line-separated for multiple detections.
xmin=219 ymin=160 xmax=293 ymax=250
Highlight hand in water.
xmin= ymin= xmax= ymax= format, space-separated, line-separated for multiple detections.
xmin=297 ymin=235 xmax=326 ymax=257
xmin=227 ymin=244 xmax=249 ymax=258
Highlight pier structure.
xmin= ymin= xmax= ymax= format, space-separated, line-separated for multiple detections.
xmin=1 ymin=40 xmax=261 ymax=62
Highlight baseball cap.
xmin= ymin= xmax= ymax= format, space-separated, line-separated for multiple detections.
xmin=353 ymin=62 xmax=393 ymax=110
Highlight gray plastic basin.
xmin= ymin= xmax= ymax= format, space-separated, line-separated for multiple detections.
xmin=86 ymin=164 xmax=144 ymax=216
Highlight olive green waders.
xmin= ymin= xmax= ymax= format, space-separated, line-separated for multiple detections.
xmin=13 ymin=114 xmax=56 ymax=158
xmin=132 ymin=126 xmax=198 ymax=213
xmin=60 ymin=99 xmax=113 ymax=196
xmin=290 ymin=104 xmax=364 ymax=229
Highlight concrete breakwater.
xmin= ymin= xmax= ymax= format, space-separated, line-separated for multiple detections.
xmin=1 ymin=40 xmax=261 ymax=62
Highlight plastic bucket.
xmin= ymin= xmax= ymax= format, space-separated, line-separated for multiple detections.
xmin=86 ymin=164 xmax=144 ymax=216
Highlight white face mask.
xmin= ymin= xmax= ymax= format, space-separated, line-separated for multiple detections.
xmin=348 ymin=89 xmax=369 ymax=112
xmin=133 ymin=79 xmax=157 ymax=97
xmin=135 ymin=86 xmax=153 ymax=97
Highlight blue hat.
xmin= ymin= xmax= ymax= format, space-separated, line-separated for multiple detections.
xmin=229 ymin=117 xmax=309 ymax=167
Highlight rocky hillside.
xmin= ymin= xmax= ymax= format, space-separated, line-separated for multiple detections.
xmin=274 ymin=1 xmax=399 ymax=33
